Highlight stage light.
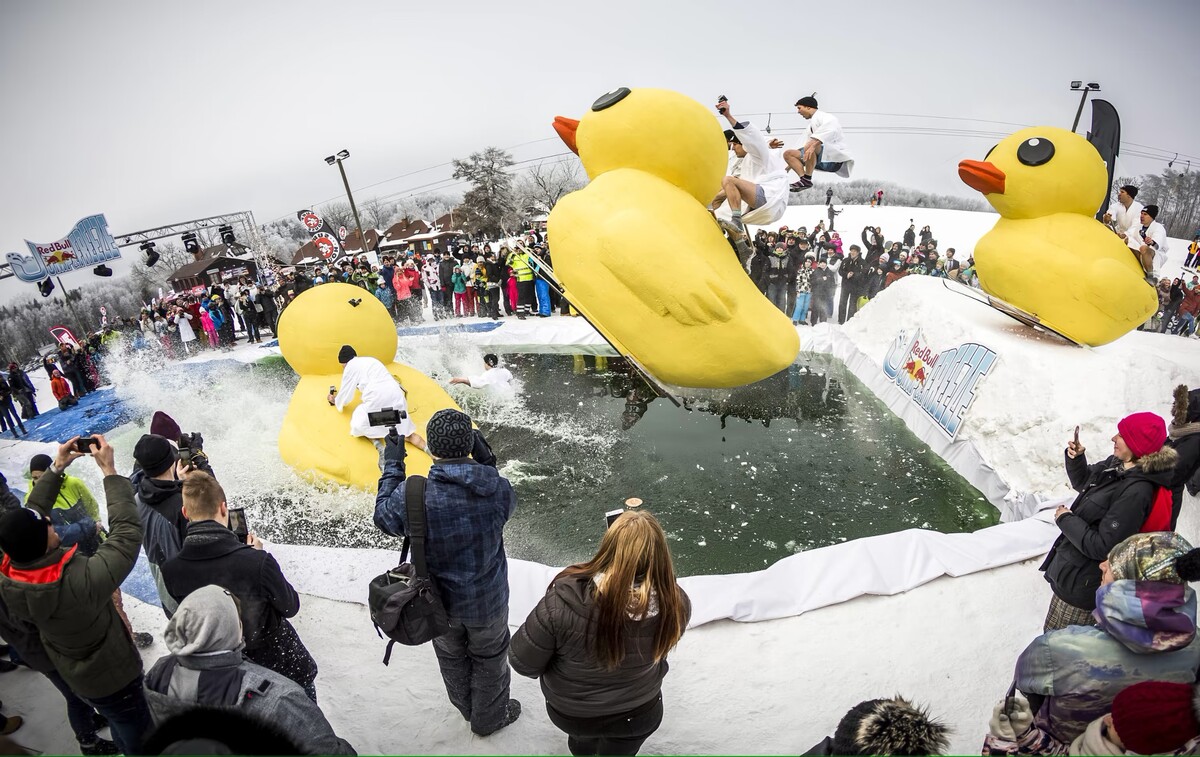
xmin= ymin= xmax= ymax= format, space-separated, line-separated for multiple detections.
xmin=218 ymin=224 xmax=236 ymax=245
xmin=141 ymin=241 xmax=159 ymax=267
xmin=182 ymin=232 xmax=201 ymax=256
xmin=38 ymin=279 xmax=54 ymax=297
xmin=93 ymin=264 xmax=113 ymax=277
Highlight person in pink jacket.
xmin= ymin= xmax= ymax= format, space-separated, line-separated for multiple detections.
xmin=198 ymin=308 xmax=218 ymax=349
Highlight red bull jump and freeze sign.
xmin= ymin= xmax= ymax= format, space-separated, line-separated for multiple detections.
xmin=882 ymin=328 xmax=998 ymax=440
xmin=5 ymin=214 xmax=122 ymax=283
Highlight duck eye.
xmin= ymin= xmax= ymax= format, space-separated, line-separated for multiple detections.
xmin=592 ymin=87 xmax=631 ymax=112
xmin=1017 ymin=137 xmax=1055 ymax=167
xmin=984 ymin=144 xmax=997 ymax=161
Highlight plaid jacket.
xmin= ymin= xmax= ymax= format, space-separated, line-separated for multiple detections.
xmin=375 ymin=456 xmax=515 ymax=625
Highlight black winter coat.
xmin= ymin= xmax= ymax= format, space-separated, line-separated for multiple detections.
xmin=1040 ymin=446 xmax=1178 ymax=610
xmin=839 ymin=255 xmax=867 ymax=293
xmin=809 ymin=268 xmax=837 ymax=296
xmin=510 ymin=574 xmax=690 ymax=719
xmin=161 ymin=520 xmax=317 ymax=690
xmin=1167 ymin=423 xmax=1200 ymax=529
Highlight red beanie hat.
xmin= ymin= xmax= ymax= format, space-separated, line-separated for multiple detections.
xmin=1117 ymin=412 xmax=1167 ymax=459
xmin=149 ymin=411 xmax=182 ymax=444
xmin=1111 ymin=681 xmax=1200 ymax=754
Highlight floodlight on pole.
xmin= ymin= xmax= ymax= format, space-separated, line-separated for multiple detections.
xmin=1069 ymin=80 xmax=1101 ymax=133
xmin=325 ymin=149 xmax=369 ymax=260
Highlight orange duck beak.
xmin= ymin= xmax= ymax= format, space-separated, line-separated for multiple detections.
xmin=553 ymin=116 xmax=580 ymax=155
xmin=958 ymin=159 xmax=1006 ymax=195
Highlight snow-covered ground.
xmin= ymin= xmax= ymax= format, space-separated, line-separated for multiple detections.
xmin=2 ymin=204 xmax=1198 ymax=755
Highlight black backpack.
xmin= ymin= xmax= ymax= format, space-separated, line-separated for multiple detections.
xmin=368 ymin=476 xmax=450 ymax=663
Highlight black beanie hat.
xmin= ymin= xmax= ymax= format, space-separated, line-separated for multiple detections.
xmin=29 ymin=454 xmax=52 ymax=474
xmin=1121 ymin=184 xmax=1139 ymax=198
xmin=338 ymin=345 xmax=356 ymax=364
xmin=796 ymin=96 xmax=819 ymax=108
xmin=0 ymin=508 xmax=51 ymax=563
xmin=1143 ymin=204 xmax=1159 ymax=220
xmin=134 ymin=434 xmax=178 ymax=477
xmin=426 ymin=409 xmax=474 ymax=459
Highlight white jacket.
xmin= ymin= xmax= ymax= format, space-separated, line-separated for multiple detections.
xmin=799 ymin=110 xmax=855 ymax=178
xmin=718 ymin=121 xmax=789 ymax=227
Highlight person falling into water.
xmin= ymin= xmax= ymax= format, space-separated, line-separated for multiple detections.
xmin=328 ymin=345 xmax=427 ymax=460
xmin=449 ymin=354 xmax=514 ymax=392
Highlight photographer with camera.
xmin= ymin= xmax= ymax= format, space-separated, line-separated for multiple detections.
xmin=330 ymin=345 xmax=428 ymax=464
xmin=0 ymin=435 xmax=153 ymax=756
xmin=161 ymin=471 xmax=321 ymax=701
xmin=374 ymin=409 xmax=519 ymax=737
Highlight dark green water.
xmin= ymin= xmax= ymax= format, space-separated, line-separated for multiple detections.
xmin=243 ymin=353 xmax=996 ymax=576
xmin=488 ymin=354 xmax=996 ymax=575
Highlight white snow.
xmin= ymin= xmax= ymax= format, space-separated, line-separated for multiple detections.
xmin=2 ymin=204 xmax=1199 ymax=755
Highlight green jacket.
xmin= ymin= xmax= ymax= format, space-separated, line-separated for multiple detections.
xmin=24 ymin=472 xmax=101 ymax=521
xmin=0 ymin=470 xmax=144 ymax=698
xmin=506 ymin=250 xmax=534 ymax=282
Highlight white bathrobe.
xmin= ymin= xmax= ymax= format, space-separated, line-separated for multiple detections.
xmin=799 ymin=110 xmax=855 ymax=178
xmin=468 ymin=366 xmax=514 ymax=392
xmin=719 ymin=121 xmax=790 ymax=227
xmin=335 ymin=356 xmax=415 ymax=439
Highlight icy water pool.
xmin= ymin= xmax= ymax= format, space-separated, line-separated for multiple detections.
xmin=92 ymin=349 xmax=995 ymax=576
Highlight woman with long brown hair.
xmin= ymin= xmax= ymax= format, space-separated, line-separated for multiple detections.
xmin=510 ymin=510 xmax=691 ymax=756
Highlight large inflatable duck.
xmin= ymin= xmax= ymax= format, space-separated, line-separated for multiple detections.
xmin=276 ymin=283 xmax=458 ymax=490
xmin=549 ymin=87 xmax=799 ymax=388
xmin=958 ymin=125 xmax=1157 ymax=346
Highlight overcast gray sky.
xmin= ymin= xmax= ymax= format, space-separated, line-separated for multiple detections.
xmin=2 ymin=0 xmax=1199 ymax=299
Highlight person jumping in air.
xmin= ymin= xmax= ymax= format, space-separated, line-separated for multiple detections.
xmin=708 ymin=96 xmax=789 ymax=234
xmin=784 ymin=95 xmax=855 ymax=191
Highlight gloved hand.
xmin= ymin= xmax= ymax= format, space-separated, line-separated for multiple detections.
xmin=384 ymin=430 xmax=407 ymax=463
xmin=989 ymin=692 xmax=1033 ymax=741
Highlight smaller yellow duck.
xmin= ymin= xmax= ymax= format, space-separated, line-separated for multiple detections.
xmin=549 ymin=87 xmax=799 ymax=389
xmin=275 ymin=283 xmax=460 ymax=490
xmin=959 ymin=126 xmax=1157 ymax=346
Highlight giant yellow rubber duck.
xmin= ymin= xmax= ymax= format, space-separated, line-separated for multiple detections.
xmin=959 ymin=126 xmax=1157 ymax=346
xmin=276 ymin=283 xmax=459 ymax=490
xmin=549 ymin=87 xmax=799 ymax=388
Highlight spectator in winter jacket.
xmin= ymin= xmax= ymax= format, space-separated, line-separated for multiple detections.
xmin=860 ymin=225 xmax=884 ymax=258
xmin=144 ymin=584 xmax=355 ymax=755
xmin=763 ymin=243 xmax=794 ymax=313
xmin=50 ymin=369 xmax=77 ymax=410
xmin=791 ymin=254 xmax=816 ymax=325
xmin=803 ymin=696 xmax=950 ymax=756
xmin=0 ymin=435 xmax=152 ymax=756
xmin=837 ymin=245 xmax=867 ymax=324
xmin=132 ymin=433 xmax=216 ymax=617
xmin=809 ymin=260 xmax=837 ymax=325
xmin=511 ymin=510 xmax=691 ymax=757
xmin=1010 ymin=531 xmax=1200 ymax=745
xmin=7 ymin=363 xmax=37 ymax=419
xmin=374 ymin=409 xmax=520 ymax=737
xmin=162 ymin=471 xmax=319 ymax=700
xmin=1167 ymin=385 xmax=1200 ymax=529
xmin=884 ymin=259 xmax=908 ymax=289
xmin=864 ymin=253 xmax=889 ymax=300
xmin=1040 ymin=413 xmax=1178 ymax=631
xmin=984 ymin=680 xmax=1200 ymax=756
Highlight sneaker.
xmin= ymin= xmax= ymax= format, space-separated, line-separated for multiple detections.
xmin=472 ymin=699 xmax=521 ymax=736
xmin=80 ymin=737 xmax=119 ymax=755
xmin=790 ymin=177 xmax=814 ymax=191
xmin=1 ymin=715 xmax=21 ymax=736
xmin=92 ymin=711 xmax=109 ymax=731
xmin=132 ymin=632 xmax=154 ymax=649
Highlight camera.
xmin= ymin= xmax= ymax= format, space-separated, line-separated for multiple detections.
xmin=716 ymin=95 xmax=728 ymax=115
xmin=368 ymin=408 xmax=408 ymax=427
xmin=227 ymin=507 xmax=249 ymax=542
xmin=75 ymin=436 xmax=100 ymax=454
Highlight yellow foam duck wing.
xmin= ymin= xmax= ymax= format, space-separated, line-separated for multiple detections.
xmin=959 ymin=126 xmax=1157 ymax=345
xmin=549 ymin=87 xmax=799 ymax=388
xmin=275 ymin=283 xmax=461 ymax=490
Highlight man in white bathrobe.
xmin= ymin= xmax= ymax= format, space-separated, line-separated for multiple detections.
xmin=785 ymin=95 xmax=855 ymax=191
xmin=709 ymin=97 xmax=790 ymax=233
xmin=449 ymin=353 xmax=514 ymax=394
xmin=327 ymin=345 xmax=427 ymax=455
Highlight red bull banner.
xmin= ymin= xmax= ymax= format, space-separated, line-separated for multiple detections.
xmin=882 ymin=328 xmax=998 ymax=440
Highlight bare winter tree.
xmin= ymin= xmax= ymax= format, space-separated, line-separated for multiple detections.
xmin=395 ymin=192 xmax=462 ymax=225
xmin=359 ymin=196 xmax=396 ymax=231
xmin=127 ymin=241 xmax=191 ymax=297
xmin=317 ymin=201 xmax=355 ymax=235
xmin=1118 ymin=169 xmax=1200 ymax=238
xmin=515 ymin=159 xmax=587 ymax=216
xmin=452 ymin=147 xmax=521 ymax=236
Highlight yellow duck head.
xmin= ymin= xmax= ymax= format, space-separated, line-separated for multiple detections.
xmin=958 ymin=125 xmax=1107 ymax=219
xmin=553 ymin=87 xmax=727 ymax=204
xmin=277 ymin=283 xmax=397 ymax=375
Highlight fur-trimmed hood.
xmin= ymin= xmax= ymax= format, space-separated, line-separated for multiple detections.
xmin=1171 ymin=421 xmax=1200 ymax=441
xmin=1174 ymin=384 xmax=1200 ymax=427
xmin=1138 ymin=445 xmax=1180 ymax=474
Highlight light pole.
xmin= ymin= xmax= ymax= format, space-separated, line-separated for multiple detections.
xmin=1069 ymin=81 xmax=1101 ymax=132
xmin=324 ymin=150 xmax=370 ymax=259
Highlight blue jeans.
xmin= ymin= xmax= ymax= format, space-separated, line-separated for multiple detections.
xmin=799 ymin=145 xmax=845 ymax=174
xmin=79 ymin=674 xmax=153 ymax=756
xmin=44 ymin=669 xmax=99 ymax=745
xmin=791 ymin=291 xmax=812 ymax=323
xmin=431 ymin=612 xmax=512 ymax=735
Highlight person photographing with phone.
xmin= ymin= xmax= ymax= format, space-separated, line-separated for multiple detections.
xmin=161 ymin=470 xmax=321 ymax=702
xmin=1040 ymin=414 xmax=1178 ymax=631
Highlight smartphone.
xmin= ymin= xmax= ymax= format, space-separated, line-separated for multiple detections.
xmin=1004 ymin=679 xmax=1018 ymax=717
xmin=75 ymin=436 xmax=100 ymax=454
xmin=228 ymin=507 xmax=249 ymax=542
xmin=1073 ymin=425 xmax=1080 ymax=445
xmin=605 ymin=508 xmax=625 ymax=529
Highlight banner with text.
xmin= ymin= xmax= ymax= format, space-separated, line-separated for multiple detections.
xmin=297 ymin=209 xmax=344 ymax=261
xmin=881 ymin=328 xmax=998 ymax=440
xmin=6 ymin=214 xmax=122 ymax=283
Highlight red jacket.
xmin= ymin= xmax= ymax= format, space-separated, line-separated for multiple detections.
xmin=51 ymin=374 xmax=72 ymax=401
xmin=1179 ymin=286 xmax=1200 ymax=317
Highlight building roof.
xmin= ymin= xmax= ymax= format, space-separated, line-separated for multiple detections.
xmin=168 ymin=254 xmax=257 ymax=282
xmin=341 ymin=228 xmax=381 ymax=253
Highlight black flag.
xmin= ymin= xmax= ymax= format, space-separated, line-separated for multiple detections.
xmin=1087 ymin=99 xmax=1121 ymax=221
